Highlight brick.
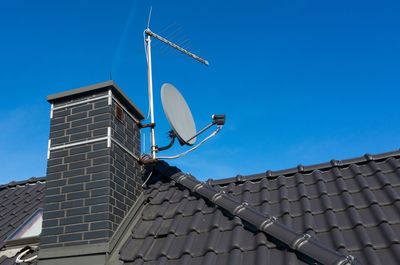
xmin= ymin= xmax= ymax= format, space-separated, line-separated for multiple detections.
xmin=68 ymin=174 xmax=90 ymax=184
xmin=113 ymin=207 xmax=124 ymax=219
xmin=90 ymin=221 xmax=112 ymax=230
xmin=93 ymin=128 xmax=108 ymax=137
xmin=93 ymin=113 xmax=111 ymax=122
xmin=59 ymin=233 xmax=82 ymax=242
xmin=43 ymin=219 xmax=59 ymax=228
xmin=67 ymin=111 xmax=88 ymax=122
xmin=93 ymin=156 xmax=110 ymax=165
xmin=51 ymin=117 xmax=65 ymax=126
xmin=85 ymin=196 xmax=108 ymax=206
xmin=87 ymin=149 xmax=109 ymax=159
xmin=69 ymin=160 xmax=91 ymax=170
xmin=94 ymin=99 xmax=108 ymax=108
xmin=44 ymin=194 xmax=66 ymax=204
xmin=86 ymin=164 xmax=109 ymax=174
xmin=46 ymin=187 xmax=61 ymax=196
xmin=64 ymin=153 xmax=86 ymax=163
xmin=92 ymin=142 xmax=108 ymax=151
xmin=70 ymin=145 xmax=91 ymax=155
xmin=91 ymin=187 xmax=109 ymax=197
xmin=45 ymin=179 xmax=66 ymax=188
xmin=50 ymin=150 xmax=69 ymax=159
xmin=91 ymin=204 xmax=110 ymax=214
xmin=47 ymin=158 xmax=63 ymax=167
xmin=71 ymin=103 xmax=93 ymax=114
xmin=61 ymin=199 xmax=84 ymax=209
xmin=91 ymin=172 xmax=109 ymax=181
xmin=89 ymin=106 xmax=109 ymax=117
xmin=65 ymin=223 xmax=89 ymax=233
xmin=53 ymin=108 xmax=70 ymax=118
xmin=60 ymin=216 xmax=83 ymax=225
xmin=89 ymin=120 xmax=110 ymax=130
xmin=67 ymin=191 xmax=90 ymax=200
xmin=62 ymin=183 xmax=84 ymax=193
xmin=84 ymin=212 xmax=109 ymax=222
xmin=50 ymin=130 xmax=66 ymax=138
xmin=66 ymin=125 xmax=88 ymax=135
xmin=66 ymin=207 xmax=89 ymax=216
xmin=71 ymin=117 xmax=92 ymax=127
xmin=42 ymin=226 xmax=64 ymax=236
xmin=83 ymin=230 xmax=110 ymax=240
xmin=63 ymin=168 xmax=85 ymax=178
xmin=70 ymin=131 xmax=92 ymax=141
xmin=86 ymin=180 xmax=108 ymax=190
xmin=44 ymin=202 xmax=60 ymax=211
xmin=43 ymin=210 xmax=65 ymax=219
xmin=47 ymin=164 xmax=68 ymax=174
xmin=50 ymin=123 xmax=70 ymax=132
xmin=116 ymin=200 xmax=126 ymax=211
xmin=52 ymin=135 xmax=70 ymax=145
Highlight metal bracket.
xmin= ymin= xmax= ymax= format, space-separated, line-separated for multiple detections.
xmin=140 ymin=122 xmax=156 ymax=129
xmin=292 ymin=233 xmax=311 ymax=250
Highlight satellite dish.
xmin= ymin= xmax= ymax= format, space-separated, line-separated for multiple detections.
xmin=161 ymin=83 xmax=197 ymax=146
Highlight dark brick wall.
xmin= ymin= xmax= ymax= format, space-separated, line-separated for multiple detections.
xmin=41 ymin=88 xmax=142 ymax=248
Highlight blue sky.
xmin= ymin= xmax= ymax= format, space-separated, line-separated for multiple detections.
xmin=1 ymin=0 xmax=400 ymax=183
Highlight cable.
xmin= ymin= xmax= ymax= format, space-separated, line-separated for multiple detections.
xmin=142 ymin=170 xmax=153 ymax=187
xmin=157 ymin=126 xmax=222 ymax=159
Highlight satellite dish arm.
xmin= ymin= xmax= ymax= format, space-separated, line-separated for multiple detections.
xmin=157 ymin=125 xmax=223 ymax=160
xmin=157 ymin=114 xmax=225 ymax=160
xmin=156 ymin=131 xmax=176 ymax=152
xmin=186 ymin=114 xmax=226 ymax=143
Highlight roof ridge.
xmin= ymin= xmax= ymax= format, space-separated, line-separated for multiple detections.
xmin=169 ymin=172 xmax=357 ymax=265
xmin=0 ymin=176 xmax=46 ymax=191
xmin=209 ymin=148 xmax=400 ymax=185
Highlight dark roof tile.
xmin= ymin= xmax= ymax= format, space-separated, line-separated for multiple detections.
xmin=0 ymin=179 xmax=44 ymax=265
xmin=121 ymin=150 xmax=400 ymax=265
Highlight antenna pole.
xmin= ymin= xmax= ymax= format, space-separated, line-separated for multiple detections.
xmin=145 ymin=32 xmax=157 ymax=159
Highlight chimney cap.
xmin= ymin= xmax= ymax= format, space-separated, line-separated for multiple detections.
xmin=47 ymin=80 xmax=144 ymax=119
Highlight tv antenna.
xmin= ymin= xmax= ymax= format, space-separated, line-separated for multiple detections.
xmin=143 ymin=16 xmax=224 ymax=160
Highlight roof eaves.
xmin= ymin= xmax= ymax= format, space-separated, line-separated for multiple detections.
xmin=209 ymin=149 xmax=400 ymax=186
xmin=169 ymin=171 xmax=357 ymax=265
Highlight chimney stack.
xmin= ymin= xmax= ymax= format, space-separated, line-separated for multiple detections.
xmin=38 ymin=81 xmax=144 ymax=264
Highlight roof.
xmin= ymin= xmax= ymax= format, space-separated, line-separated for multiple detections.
xmin=120 ymin=150 xmax=400 ymax=265
xmin=0 ymin=177 xmax=45 ymax=264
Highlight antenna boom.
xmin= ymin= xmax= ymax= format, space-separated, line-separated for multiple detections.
xmin=145 ymin=29 xmax=209 ymax=66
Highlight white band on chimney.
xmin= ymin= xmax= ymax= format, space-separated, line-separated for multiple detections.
xmin=51 ymin=92 xmax=140 ymax=125
xmin=47 ymin=139 xmax=51 ymax=159
xmin=52 ymin=94 xmax=109 ymax=111
xmin=49 ymin=136 xmax=109 ymax=152
xmin=50 ymin=104 xmax=54 ymax=119
xmin=107 ymin=127 xmax=112 ymax=148
xmin=108 ymin=90 xmax=112 ymax=105
xmin=47 ymin=133 xmax=140 ymax=161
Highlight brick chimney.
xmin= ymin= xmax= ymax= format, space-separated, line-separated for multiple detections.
xmin=38 ymin=81 xmax=144 ymax=264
